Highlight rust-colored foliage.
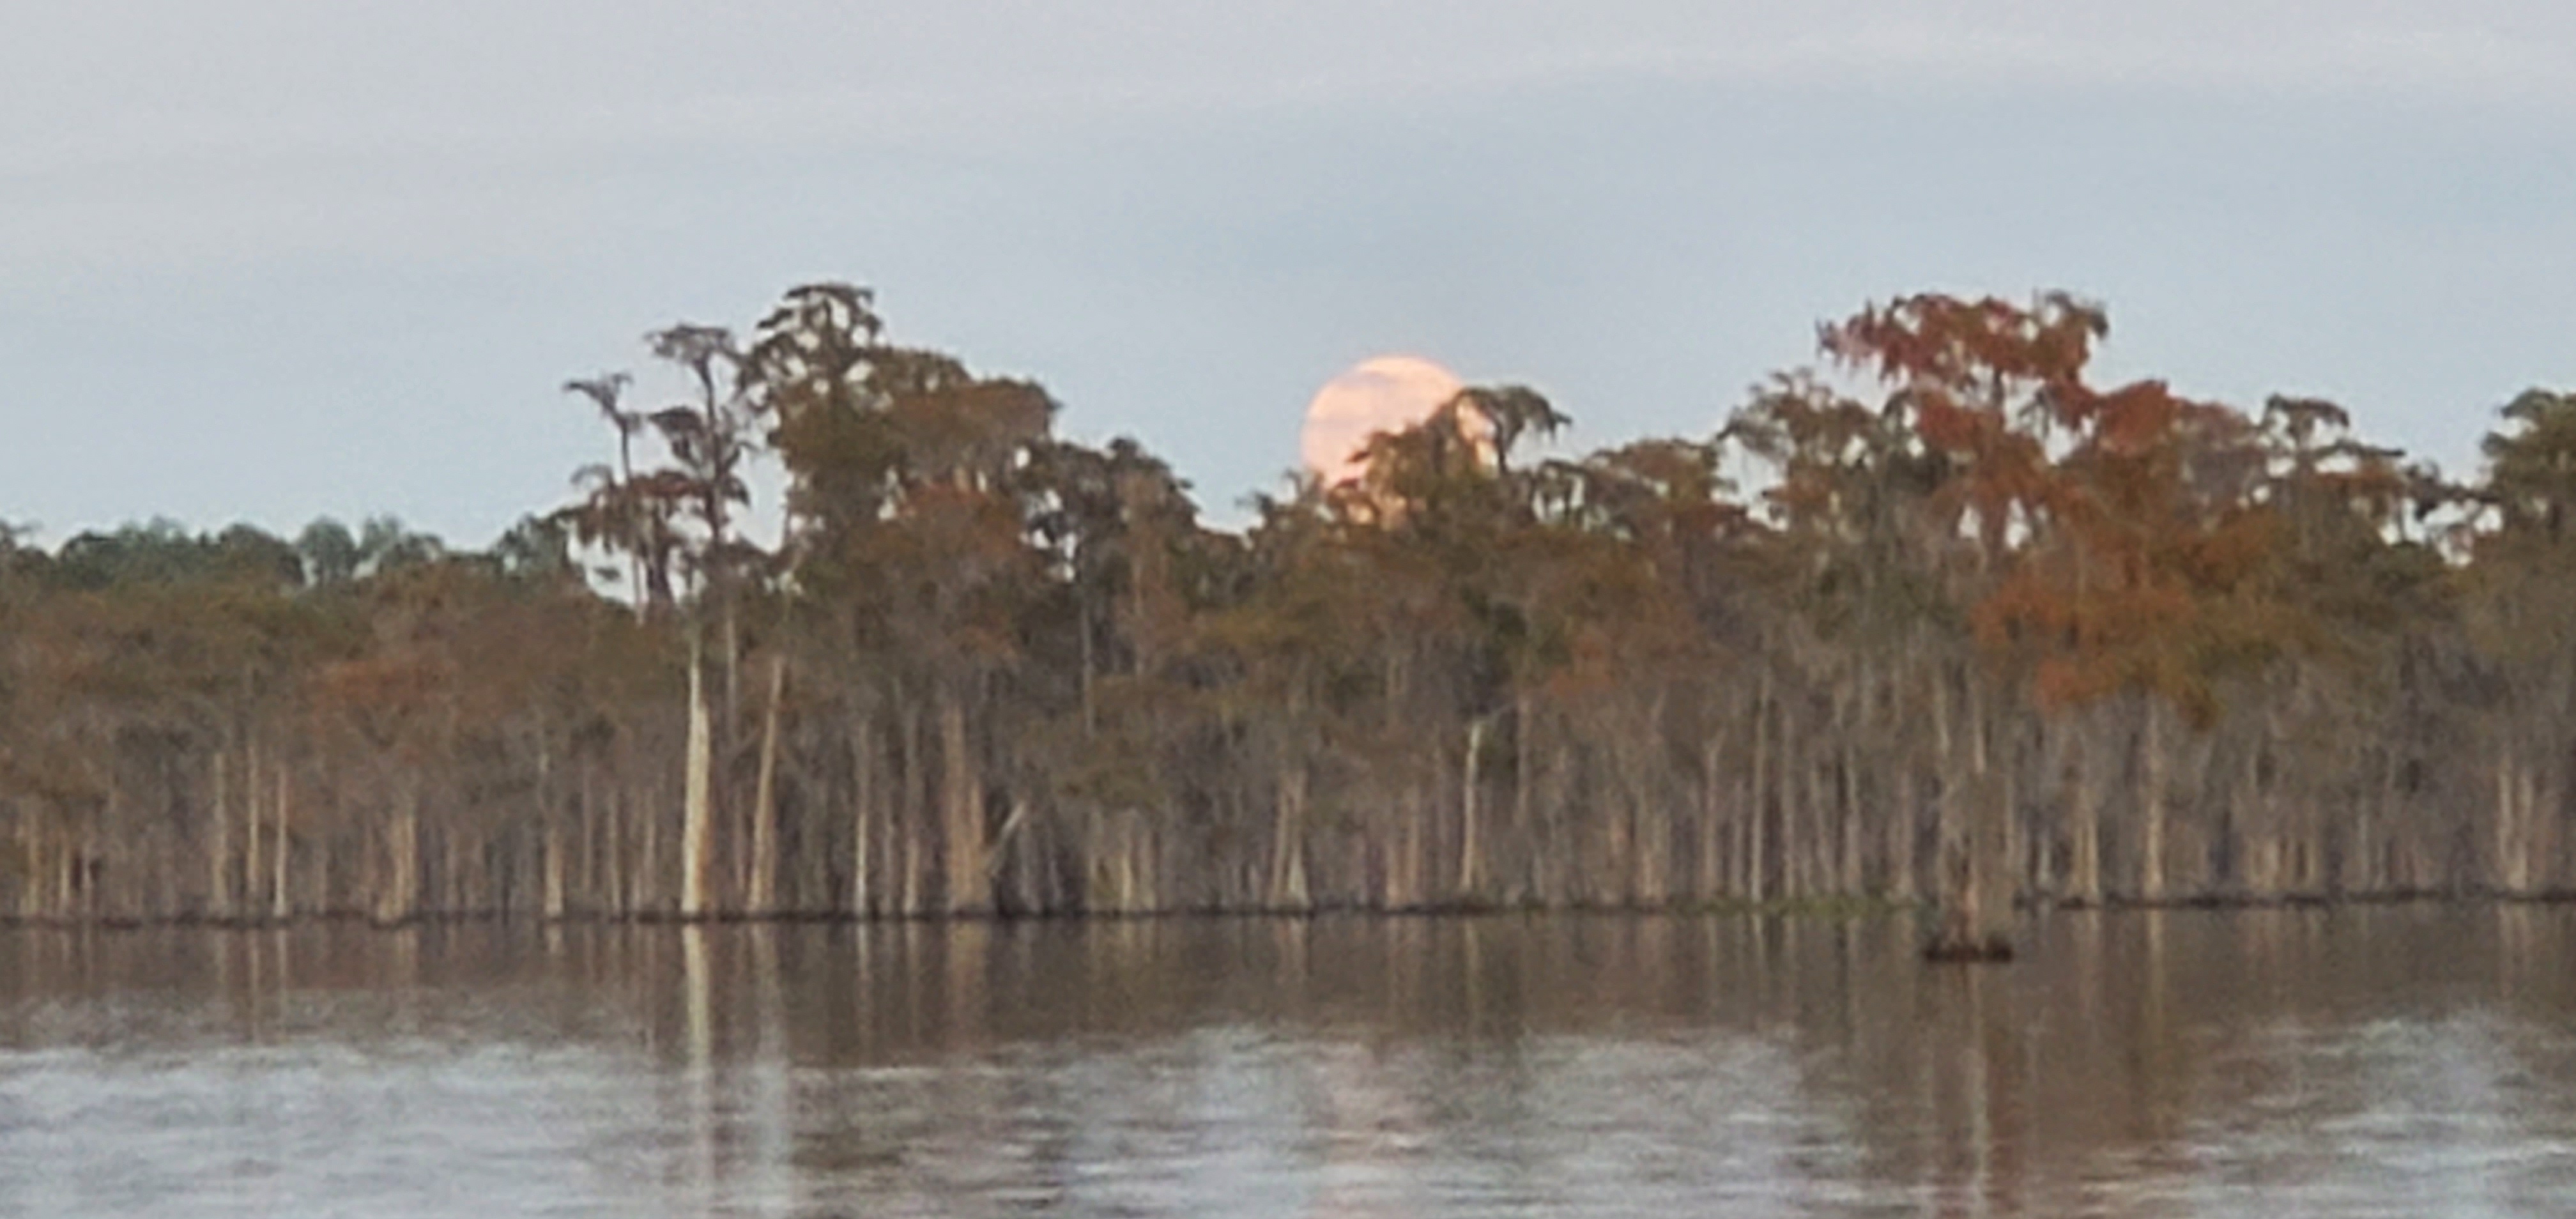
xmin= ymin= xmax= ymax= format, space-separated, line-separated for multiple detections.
xmin=1816 ymin=292 xmax=2299 ymax=726
xmin=4 ymin=280 xmax=2556 ymax=924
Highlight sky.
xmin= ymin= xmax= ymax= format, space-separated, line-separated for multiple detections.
xmin=10 ymin=1 xmax=2576 ymax=545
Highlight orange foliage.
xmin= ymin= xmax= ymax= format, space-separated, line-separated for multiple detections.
xmin=1821 ymin=291 xmax=2293 ymax=722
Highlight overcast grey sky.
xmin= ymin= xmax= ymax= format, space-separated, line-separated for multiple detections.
xmin=10 ymin=1 xmax=2576 ymax=543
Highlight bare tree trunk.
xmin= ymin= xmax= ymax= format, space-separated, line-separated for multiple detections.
xmin=1697 ymin=739 xmax=1723 ymax=904
xmin=1889 ymin=762 xmax=1920 ymax=902
xmin=537 ymin=729 xmax=565 ymax=921
xmin=1747 ymin=673 xmax=1770 ymax=905
xmin=2497 ymin=737 xmax=2533 ymax=894
xmin=850 ymin=713 xmax=876 ymax=918
xmin=270 ymin=763 xmax=291 ymax=921
xmin=898 ymin=706 xmax=926 ymax=917
xmin=987 ymin=794 xmax=1038 ymax=912
xmin=1926 ymin=668 xmax=2014 ymax=962
xmin=16 ymin=808 xmax=40 ymax=920
xmin=2140 ymin=699 xmax=2169 ymax=902
xmin=607 ymin=774 xmax=630 ymax=916
xmin=1837 ymin=742 xmax=1863 ymax=897
xmin=1777 ymin=696 xmax=1803 ymax=900
xmin=245 ymin=737 xmax=264 ymax=920
xmin=1269 ymin=765 xmax=1310 ymax=910
xmin=1976 ymin=689 xmax=2016 ymax=931
xmin=1513 ymin=692 xmax=1535 ymax=905
xmin=443 ymin=825 xmax=466 ymax=916
xmin=377 ymin=780 xmax=421 ymax=925
xmin=940 ymin=689 xmax=987 ymax=915
xmin=747 ymin=653 xmax=787 ymax=915
xmin=1458 ymin=718 xmax=1484 ymax=901
xmin=210 ymin=749 xmax=233 ymax=920
xmin=639 ymin=781 xmax=663 ymax=916
xmin=2067 ymin=714 xmax=2102 ymax=906
xmin=314 ymin=829 xmax=335 ymax=920
xmin=681 ymin=629 xmax=716 ymax=919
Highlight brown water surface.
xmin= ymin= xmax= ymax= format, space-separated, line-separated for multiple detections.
xmin=3 ymin=907 xmax=2573 ymax=1216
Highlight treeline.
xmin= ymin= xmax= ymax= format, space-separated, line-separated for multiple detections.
xmin=3 ymin=284 xmax=2572 ymax=935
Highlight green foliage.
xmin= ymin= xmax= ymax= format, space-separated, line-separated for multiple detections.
xmin=49 ymin=518 xmax=307 ymax=592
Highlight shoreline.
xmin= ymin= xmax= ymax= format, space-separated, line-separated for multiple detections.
xmin=6 ymin=888 xmax=2572 ymax=933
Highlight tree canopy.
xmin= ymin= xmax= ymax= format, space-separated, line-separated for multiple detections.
xmin=0 ymin=284 xmax=2561 ymax=928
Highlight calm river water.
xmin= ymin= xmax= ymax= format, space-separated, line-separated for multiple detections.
xmin=4 ymin=907 xmax=2575 ymax=1216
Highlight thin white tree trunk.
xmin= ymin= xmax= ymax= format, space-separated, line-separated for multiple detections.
xmin=271 ymin=762 xmax=290 ymax=921
xmin=747 ymin=654 xmax=787 ymax=914
xmin=681 ymin=630 xmax=716 ymax=919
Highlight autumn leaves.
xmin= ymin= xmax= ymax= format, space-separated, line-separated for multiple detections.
xmin=0 ymin=284 xmax=2564 ymax=928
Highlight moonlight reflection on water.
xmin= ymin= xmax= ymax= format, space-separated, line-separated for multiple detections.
xmin=3 ymin=908 xmax=2575 ymax=1217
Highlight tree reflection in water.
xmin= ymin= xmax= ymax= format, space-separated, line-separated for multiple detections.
xmin=3 ymin=908 xmax=2576 ymax=1216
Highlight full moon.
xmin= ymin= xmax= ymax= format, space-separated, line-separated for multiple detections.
xmin=1298 ymin=355 xmax=1467 ymax=486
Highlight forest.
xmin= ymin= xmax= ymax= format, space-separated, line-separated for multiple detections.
xmin=4 ymin=284 xmax=2572 ymax=948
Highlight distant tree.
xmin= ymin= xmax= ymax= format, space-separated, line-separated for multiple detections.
xmin=560 ymin=372 xmax=679 ymax=611
xmin=356 ymin=516 xmax=443 ymax=578
xmin=295 ymin=518 xmax=363 ymax=587
xmin=488 ymin=514 xmax=581 ymax=586
xmin=211 ymin=525 xmax=304 ymax=589
xmin=52 ymin=518 xmax=201 ymax=588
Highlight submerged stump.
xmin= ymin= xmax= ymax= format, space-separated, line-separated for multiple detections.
xmin=1920 ymin=928 xmax=2016 ymax=963
xmin=1920 ymin=881 xmax=2017 ymax=962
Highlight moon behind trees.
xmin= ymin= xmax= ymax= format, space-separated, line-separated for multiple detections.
xmin=1298 ymin=355 xmax=1469 ymax=487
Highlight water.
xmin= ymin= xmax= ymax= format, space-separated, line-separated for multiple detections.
xmin=4 ymin=908 xmax=2575 ymax=1217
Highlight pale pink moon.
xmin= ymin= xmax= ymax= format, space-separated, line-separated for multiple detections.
xmin=1299 ymin=355 xmax=1467 ymax=486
